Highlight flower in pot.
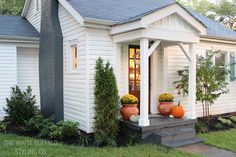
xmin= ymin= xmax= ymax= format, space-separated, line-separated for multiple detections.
xmin=158 ymin=93 xmax=174 ymax=116
xmin=120 ymin=94 xmax=139 ymax=121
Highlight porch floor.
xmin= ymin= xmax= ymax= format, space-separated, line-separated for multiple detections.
xmin=119 ymin=114 xmax=203 ymax=147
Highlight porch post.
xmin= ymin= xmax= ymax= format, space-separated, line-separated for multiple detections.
xmin=187 ymin=44 xmax=197 ymax=119
xmin=139 ymin=38 xmax=150 ymax=126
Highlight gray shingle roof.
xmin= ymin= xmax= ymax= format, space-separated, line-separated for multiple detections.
xmin=67 ymin=0 xmax=175 ymax=22
xmin=0 ymin=16 xmax=39 ymax=39
xmin=187 ymin=9 xmax=236 ymax=40
xmin=67 ymin=0 xmax=236 ymax=40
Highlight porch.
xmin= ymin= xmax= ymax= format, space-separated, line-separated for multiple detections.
xmin=119 ymin=115 xmax=202 ymax=147
xmin=112 ymin=8 xmax=207 ymax=146
xmin=112 ymin=9 xmax=206 ymax=126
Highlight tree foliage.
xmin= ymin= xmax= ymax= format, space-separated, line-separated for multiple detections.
xmin=0 ymin=0 xmax=25 ymax=16
xmin=94 ymin=57 xmax=119 ymax=146
xmin=174 ymin=51 xmax=229 ymax=118
xmin=177 ymin=0 xmax=236 ymax=31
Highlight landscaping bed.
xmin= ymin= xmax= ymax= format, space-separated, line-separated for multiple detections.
xmin=195 ymin=114 xmax=236 ymax=133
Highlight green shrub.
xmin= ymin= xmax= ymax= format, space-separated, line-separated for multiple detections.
xmin=195 ymin=121 xmax=209 ymax=133
xmin=58 ymin=121 xmax=80 ymax=139
xmin=0 ymin=121 xmax=7 ymax=132
xmin=212 ymin=122 xmax=225 ymax=130
xmin=229 ymin=116 xmax=236 ymax=123
xmin=127 ymin=134 xmax=141 ymax=146
xmin=23 ymin=113 xmax=45 ymax=132
xmin=39 ymin=119 xmax=79 ymax=141
xmin=218 ymin=117 xmax=233 ymax=127
xmin=94 ymin=58 xmax=119 ymax=146
xmin=4 ymin=86 xmax=38 ymax=125
xmin=39 ymin=118 xmax=56 ymax=139
xmin=78 ymin=133 xmax=90 ymax=146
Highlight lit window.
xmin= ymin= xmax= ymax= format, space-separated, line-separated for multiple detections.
xmin=71 ymin=46 xmax=78 ymax=71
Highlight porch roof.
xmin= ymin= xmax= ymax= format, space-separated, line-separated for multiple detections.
xmin=67 ymin=0 xmax=236 ymax=40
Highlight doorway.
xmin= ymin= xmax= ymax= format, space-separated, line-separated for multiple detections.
xmin=128 ymin=45 xmax=151 ymax=112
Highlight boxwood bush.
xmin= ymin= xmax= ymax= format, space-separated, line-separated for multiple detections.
xmin=4 ymin=86 xmax=38 ymax=126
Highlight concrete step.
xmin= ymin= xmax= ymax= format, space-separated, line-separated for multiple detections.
xmin=156 ymin=128 xmax=196 ymax=143
xmin=163 ymin=137 xmax=203 ymax=148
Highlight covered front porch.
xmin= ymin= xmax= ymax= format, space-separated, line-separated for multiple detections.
xmin=115 ymin=38 xmax=198 ymax=126
xmin=111 ymin=5 xmax=207 ymax=145
xmin=112 ymin=5 xmax=207 ymax=127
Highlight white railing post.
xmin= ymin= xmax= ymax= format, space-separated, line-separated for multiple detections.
xmin=139 ymin=38 xmax=150 ymax=126
xmin=187 ymin=44 xmax=197 ymax=119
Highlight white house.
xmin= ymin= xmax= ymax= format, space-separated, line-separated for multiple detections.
xmin=0 ymin=0 xmax=236 ymax=134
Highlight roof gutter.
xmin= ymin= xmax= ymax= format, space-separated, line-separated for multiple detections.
xmin=84 ymin=17 xmax=117 ymax=26
xmin=0 ymin=35 xmax=40 ymax=43
xmin=200 ymin=35 xmax=236 ymax=44
xmin=21 ymin=0 xmax=31 ymax=18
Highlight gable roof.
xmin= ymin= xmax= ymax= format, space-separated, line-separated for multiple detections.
xmin=67 ymin=0 xmax=175 ymax=22
xmin=66 ymin=0 xmax=236 ymax=40
xmin=0 ymin=15 xmax=39 ymax=40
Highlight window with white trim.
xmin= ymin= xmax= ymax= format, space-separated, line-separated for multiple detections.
xmin=70 ymin=45 xmax=78 ymax=72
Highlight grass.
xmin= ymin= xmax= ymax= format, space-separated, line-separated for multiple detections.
xmin=0 ymin=133 xmax=200 ymax=157
xmin=198 ymin=129 xmax=236 ymax=152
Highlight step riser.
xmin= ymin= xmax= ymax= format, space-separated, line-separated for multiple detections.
xmin=159 ymin=130 xmax=196 ymax=143
xmin=142 ymin=124 xmax=195 ymax=140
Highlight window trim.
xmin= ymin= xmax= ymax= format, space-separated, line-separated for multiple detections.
xmin=206 ymin=49 xmax=231 ymax=81
xmin=67 ymin=39 xmax=79 ymax=73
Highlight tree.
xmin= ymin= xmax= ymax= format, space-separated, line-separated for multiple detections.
xmin=177 ymin=0 xmax=236 ymax=31
xmin=94 ymin=57 xmax=119 ymax=146
xmin=0 ymin=0 xmax=25 ymax=16
xmin=174 ymin=51 xmax=229 ymax=118
xmin=214 ymin=0 xmax=236 ymax=31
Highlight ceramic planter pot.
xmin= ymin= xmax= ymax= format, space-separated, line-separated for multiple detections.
xmin=120 ymin=104 xmax=139 ymax=121
xmin=158 ymin=102 xmax=173 ymax=116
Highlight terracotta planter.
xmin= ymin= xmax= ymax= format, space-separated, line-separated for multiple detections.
xmin=158 ymin=102 xmax=173 ymax=116
xmin=120 ymin=104 xmax=139 ymax=121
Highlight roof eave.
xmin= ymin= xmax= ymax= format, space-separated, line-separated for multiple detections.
xmin=0 ymin=35 xmax=40 ymax=42
xmin=84 ymin=17 xmax=117 ymax=26
xmin=201 ymin=35 xmax=236 ymax=43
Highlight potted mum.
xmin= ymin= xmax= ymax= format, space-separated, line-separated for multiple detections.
xmin=158 ymin=93 xmax=174 ymax=116
xmin=120 ymin=94 xmax=139 ymax=121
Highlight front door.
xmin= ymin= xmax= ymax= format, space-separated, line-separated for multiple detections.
xmin=128 ymin=46 xmax=141 ymax=101
xmin=128 ymin=45 xmax=151 ymax=112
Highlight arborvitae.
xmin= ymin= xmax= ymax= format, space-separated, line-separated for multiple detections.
xmin=94 ymin=57 xmax=119 ymax=146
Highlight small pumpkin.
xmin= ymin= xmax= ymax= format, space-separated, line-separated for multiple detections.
xmin=172 ymin=101 xmax=185 ymax=118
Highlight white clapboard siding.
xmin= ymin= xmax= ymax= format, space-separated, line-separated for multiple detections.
xmin=25 ymin=0 xmax=41 ymax=32
xmin=58 ymin=4 xmax=88 ymax=132
xmin=150 ymin=47 xmax=164 ymax=113
xmin=0 ymin=44 xmax=17 ymax=119
xmin=87 ymin=28 xmax=115 ymax=132
xmin=165 ymin=41 xmax=236 ymax=117
xmin=17 ymin=47 xmax=40 ymax=106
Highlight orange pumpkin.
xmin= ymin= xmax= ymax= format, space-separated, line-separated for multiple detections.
xmin=172 ymin=101 xmax=185 ymax=118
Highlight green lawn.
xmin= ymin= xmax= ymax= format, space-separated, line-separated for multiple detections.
xmin=0 ymin=133 xmax=200 ymax=157
xmin=198 ymin=129 xmax=236 ymax=152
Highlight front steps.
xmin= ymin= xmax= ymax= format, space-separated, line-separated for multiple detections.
xmin=119 ymin=115 xmax=203 ymax=147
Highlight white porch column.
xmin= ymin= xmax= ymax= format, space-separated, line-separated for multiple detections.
xmin=187 ymin=44 xmax=197 ymax=119
xmin=139 ymin=38 xmax=150 ymax=126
